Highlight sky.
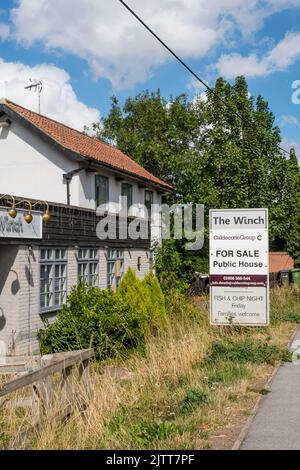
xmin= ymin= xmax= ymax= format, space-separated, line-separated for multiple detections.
xmin=0 ymin=0 xmax=300 ymax=155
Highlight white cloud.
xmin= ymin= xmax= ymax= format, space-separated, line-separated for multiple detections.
xmin=8 ymin=0 xmax=300 ymax=89
xmin=216 ymin=32 xmax=300 ymax=78
xmin=0 ymin=22 xmax=9 ymax=40
xmin=280 ymin=114 xmax=300 ymax=127
xmin=0 ymin=58 xmax=100 ymax=130
xmin=216 ymin=53 xmax=268 ymax=78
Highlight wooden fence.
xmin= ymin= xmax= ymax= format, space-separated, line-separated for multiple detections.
xmin=0 ymin=348 xmax=94 ymax=447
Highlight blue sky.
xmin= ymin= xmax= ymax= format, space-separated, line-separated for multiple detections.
xmin=1 ymin=0 xmax=300 ymax=155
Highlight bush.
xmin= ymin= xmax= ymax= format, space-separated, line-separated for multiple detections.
xmin=154 ymin=239 xmax=209 ymax=293
xmin=142 ymin=272 xmax=167 ymax=330
xmin=39 ymin=270 xmax=167 ymax=359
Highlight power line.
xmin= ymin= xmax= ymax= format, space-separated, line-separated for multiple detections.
xmin=118 ymin=0 xmax=291 ymax=156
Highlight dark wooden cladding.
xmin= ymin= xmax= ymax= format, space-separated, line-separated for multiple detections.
xmin=0 ymin=199 xmax=151 ymax=248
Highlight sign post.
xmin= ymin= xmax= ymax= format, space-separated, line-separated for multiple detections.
xmin=209 ymin=208 xmax=269 ymax=326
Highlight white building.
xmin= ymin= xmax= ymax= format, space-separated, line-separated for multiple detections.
xmin=0 ymin=99 xmax=172 ymax=356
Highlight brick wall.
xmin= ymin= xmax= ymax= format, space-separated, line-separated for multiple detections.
xmin=0 ymin=245 xmax=151 ymax=356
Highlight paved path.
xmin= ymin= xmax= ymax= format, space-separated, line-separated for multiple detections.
xmin=240 ymin=328 xmax=300 ymax=450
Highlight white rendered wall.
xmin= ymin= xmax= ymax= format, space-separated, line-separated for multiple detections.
xmin=0 ymin=116 xmax=164 ymax=236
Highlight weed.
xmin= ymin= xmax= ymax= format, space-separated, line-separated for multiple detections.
xmin=281 ymin=312 xmax=300 ymax=323
xmin=207 ymin=361 xmax=251 ymax=387
xmin=208 ymin=338 xmax=292 ymax=365
xmin=180 ymin=388 xmax=210 ymax=414
xmin=129 ymin=420 xmax=180 ymax=447
xmin=228 ymin=394 xmax=238 ymax=402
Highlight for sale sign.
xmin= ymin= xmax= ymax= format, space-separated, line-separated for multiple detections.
xmin=210 ymin=209 xmax=269 ymax=326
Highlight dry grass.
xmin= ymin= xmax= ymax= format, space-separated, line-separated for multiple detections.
xmin=1 ymin=286 xmax=299 ymax=450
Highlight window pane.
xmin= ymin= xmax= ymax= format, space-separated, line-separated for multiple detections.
xmin=145 ymin=191 xmax=153 ymax=217
xmin=40 ymin=248 xmax=67 ymax=311
xmin=96 ymin=175 xmax=109 ymax=206
xmin=121 ymin=183 xmax=133 ymax=209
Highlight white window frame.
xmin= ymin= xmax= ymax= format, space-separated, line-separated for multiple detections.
xmin=77 ymin=248 xmax=99 ymax=287
xmin=40 ymin=248 xmax=67 ymax=312
xmin=107 ymin=248 xmax=124 ymax=289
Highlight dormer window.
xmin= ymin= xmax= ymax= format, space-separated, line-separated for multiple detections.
xmin=95 ymin=175 xmax=109 ymax=208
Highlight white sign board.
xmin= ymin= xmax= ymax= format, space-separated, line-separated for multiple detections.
xmin=0 ymin=207 xmax=42 ymax=239
xmin=210 ymin=208 xmax=269 ymax=326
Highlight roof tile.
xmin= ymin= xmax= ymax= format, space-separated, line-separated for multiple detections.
xmin=2 ymin=100 xmax=172 ymax=191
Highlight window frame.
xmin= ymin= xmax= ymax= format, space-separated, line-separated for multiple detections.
xmin=121 ymin=182 xmax=133 ymax=210
xmin=77 ymin=248 xmax=99 ymax=287
xmin=40 ymin=248 xmax=68 ymax=313
xmin=95 ymin=174 xmax=109 ymax=208
xmin=107 ymin=248 xmax=124 ymax=289
xmin=145 ymin=190 xmax=154 ymax=218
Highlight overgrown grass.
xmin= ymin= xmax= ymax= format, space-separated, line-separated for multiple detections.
xmin=1 ymin=286 xmax=299 ymax=450
xmin=207 ymin=337 xmax=292 ymax=365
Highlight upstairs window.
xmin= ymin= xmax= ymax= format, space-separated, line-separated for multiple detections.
xmin=145 ymin=190 xmax=154 ymax=218
xmin=121 ymin=183 xmax=133 ymax=210
xmin=95 ymin=175 xmax=109 ymax=208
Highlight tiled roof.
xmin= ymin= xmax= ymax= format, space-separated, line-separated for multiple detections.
xmin=1 ymin=99 xmax=172 ymax=191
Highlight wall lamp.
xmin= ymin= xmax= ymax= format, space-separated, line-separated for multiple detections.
xmin=0 ymin=194 xmax=51 ymax=224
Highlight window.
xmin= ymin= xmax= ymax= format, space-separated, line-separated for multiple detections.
xmin=40 ymin=248 xmax=67 ymax=311
xmin=145 ymin=190 xmax=153 ymax=218
xmin=95 ymin=175 xmax=109 ymax=207
xmin=107 ymin=248 xmax=124 ymax=288
xmin=121 ymin=183 xmax=133 ymax=210
xmin=78 ymin=248 xmax=99 ymax=287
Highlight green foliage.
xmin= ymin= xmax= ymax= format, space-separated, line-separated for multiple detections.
xmin=154 ymin=239 xmax=208 ymax=293
xmin=39 ymin=270 xmax=167 ymax=359
xmin=96 ymin=79 xmax=300 ymax=268
xmin=207 ymin=361 xmax=251 ymax=387
xmin=142 ymin=272 xmax=167 ymax=330
xmin=180 ymin=388 xmax=210 ymax=414
xmin=0 ymin=416 xmax=9 ymax=450
xmin=208 ymin=338 xmax=292 ymax=365
xmin=128 ymin=420 xmax=179 ymax=447
xmin=270 ymin=289 xmax=300 ymax=324
xmin=282 ymin=312 xmax=300 ymax=323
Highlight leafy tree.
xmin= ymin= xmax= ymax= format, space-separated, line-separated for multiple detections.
xmin=94 ymin=77 xmax=300 ymax=268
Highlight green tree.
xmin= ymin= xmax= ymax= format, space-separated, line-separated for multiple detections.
xmin=94 ymin=77 xmax=300 ymax=268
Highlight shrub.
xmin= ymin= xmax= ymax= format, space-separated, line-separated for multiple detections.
xmin=39 ymin=270 xmax=167 ymax=359
xmin=142 ymin=272 xmax=167 ymax=330
xmin=38 ymin=285 xmax=116 ymax=358
xmin=114 ymin=268 xmax=152 ymax=349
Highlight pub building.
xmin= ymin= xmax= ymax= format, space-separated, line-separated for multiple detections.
xmin=0 ymin=99 xmax=172 ymax=356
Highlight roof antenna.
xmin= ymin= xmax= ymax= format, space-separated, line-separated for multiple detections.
xmin=24 ymin=79 xmax=43 ymax=114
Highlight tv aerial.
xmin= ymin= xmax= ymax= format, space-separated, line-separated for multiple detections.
xmin=24 ymin=79 xmax=43 ymax=114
